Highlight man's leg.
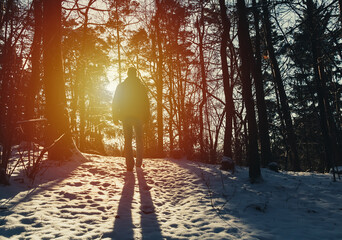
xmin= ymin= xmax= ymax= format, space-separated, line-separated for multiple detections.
xmin=123 ymin=121 xmax=134 ymax=171
xmin=134 ymin=121 xmax=144 ymax=168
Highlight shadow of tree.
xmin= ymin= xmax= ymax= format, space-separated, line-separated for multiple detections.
xmin=0 ymin=156 xmax=87 ymax=226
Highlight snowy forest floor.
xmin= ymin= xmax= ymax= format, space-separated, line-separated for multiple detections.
xmin=0 ymin=154 xmax=342 ymax=240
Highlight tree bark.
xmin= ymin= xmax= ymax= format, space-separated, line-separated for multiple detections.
xmin=43 ymin=0 xmax=73 ymax=160
xmin=219 ymin=0 xmax=233 ymax=160
xmin=155 ymin=0 xmax=164 ymax=156
xmin=0 ymin=0 xmax=15 ymax=180
xmin=25 ymin=0 xmax=42 ymax=127
xmin=78 ymin=0 xmax=95 ymax=151
xmin=261 ymin=0 xmax=300 ymax=171
xmin=168 ymin=60 xmax=174 ymax=153
xmin=115 ymin=1 xmax=122 ymax=83
xmin=306 ymin=0 xmax=338 ymax=173
xmin=236 ymin=0 xmax=262 ymax=182
xmin=195 ymin=9 xmax=207 ymax=161
xmin=251 ymin=0 xmax=272 ymax=167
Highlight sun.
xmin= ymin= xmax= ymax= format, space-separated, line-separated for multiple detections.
xmin=105 ymin=67 xmax=120 ymax=95
xmin=105 ymin=81 xmax=118 ymax=95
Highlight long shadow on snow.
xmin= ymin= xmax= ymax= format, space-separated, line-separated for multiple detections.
xmin=170 ymin=158 xmax=342 ymax=239
xmin=170 ymin=158 xmax=340 ymax=213
xmin=104 ymin=169 xmax=163 ymax=240
xmin=107 ymin=171 xmax=135 ymax=239
xmin=137 ymin=168 xmax=163 ymax=240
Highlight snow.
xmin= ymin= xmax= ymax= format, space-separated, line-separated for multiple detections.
xmin=1 ymin=154 xmax=342 ymax=239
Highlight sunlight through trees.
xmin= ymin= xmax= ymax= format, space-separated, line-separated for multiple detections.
xmin=0 ymin=0 xmax=341 ymax=183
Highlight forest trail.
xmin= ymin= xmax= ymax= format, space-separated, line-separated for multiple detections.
xmin=0 ymin=155 xmax=236 ymax=239
xmin=1 ymin=155 xmax=342 ymax=240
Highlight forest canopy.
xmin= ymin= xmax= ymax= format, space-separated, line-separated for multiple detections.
xmin=0 ymin=0 xmax=341 ymax=183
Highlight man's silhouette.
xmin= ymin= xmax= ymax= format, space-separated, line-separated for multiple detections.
xmin=112 ymin=67 xmax=150 ymax=171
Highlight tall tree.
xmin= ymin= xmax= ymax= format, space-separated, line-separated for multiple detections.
xmin=155 ymin=0 xmax=164 ymax=156
xmin=251 ymin=0 xmax=272 ymax=167
xmin=306 ymin=0 xmax=338 ymax=172
xmin=76 ymin=0 xmax=96 ymax=151
xmin=195 ymin=0 xmax=207 ymax=160
xmin=25 ymin=0 xmax=42 ymax=126
xmin=113 ymin=0 xmax=122 ymax=83
xmin=219 ymin=0 xmax=234 ymax=160
xmin=0 ymin=0 xmax=22 ymax=183
xmin=261 ymin=0 xmax=300 ymax=171
xmin=43 ymin=0 xmax=74 ymax=160
xmin=236 ymin=0 xmax=261 ymax=182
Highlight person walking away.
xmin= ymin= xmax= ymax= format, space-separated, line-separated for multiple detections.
xmin=112 ymin=67 xmax=150 ymax=171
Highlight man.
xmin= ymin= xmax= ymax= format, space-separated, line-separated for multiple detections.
xmin=112 ymin=67 xmax=150 ymax=171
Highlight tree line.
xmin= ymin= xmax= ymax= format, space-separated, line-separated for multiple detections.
xmin=0 ymin=0 xmax=341 ymax=183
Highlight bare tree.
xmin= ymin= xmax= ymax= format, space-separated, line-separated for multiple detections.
xmin=25 ymin=0 xmax=42 ymax=126
xmin=219 ymin=0 xmax=234 ymax=160
xmin=195 ymin=0 xmax=207 ymax=160
xmin=155 ymin=0 xmax=164 ymax=156
xmin=76 ymin=0 xmax=96 ymax=151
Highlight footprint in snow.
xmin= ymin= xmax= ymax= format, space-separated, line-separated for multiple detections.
xmin=66 ymin=182 xmax=82 ymax=187
xmin=63 ymin=192 xmax=77 ymax=200
xmin=20 ymin=217 xmax=37 ymax=224
xmin=90 ymin=181 xmax=101 ymax=186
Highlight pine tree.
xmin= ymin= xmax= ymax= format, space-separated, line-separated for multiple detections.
xmin=236 ymin=0 xmax=262 ymax=182
xmin=261 ymin=0 xmax=300 ymax=171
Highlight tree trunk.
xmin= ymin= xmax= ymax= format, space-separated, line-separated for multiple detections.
xmin=0 ymin=0 xmax=16 ymax=182
xmin=233 ymin=111 xmax=243 ymax=166
xmin=251 ymin=0 xmax=272 ymax=167
xmin=306 ymin=0 xmax=338 ymax=173
xmin=261 ymin=0 xmax=300 ymax=171
xmin=25 ymin=0 xmax=42 ymax=128
xmin=219 ymin=0 xmax=233 ymax=160
xmin=155 ymin=0 xmax=164 ymax=156
xmin=176 ymin=52 xmax=184 ymax=152
xmin=115 ymin=1 xmax=122 ymax=83
xmin=0 ymin=0 xmax=14 ymax=145
xmin=43 ymin=0 xmax=73 ymax=160
xmin=78 ymin=1 xmax=94 ymax=152
xmin=236 ymin=0 xmax=262 ymax=182
xmin=168 ymin=59 xmax=174 ymax=153
xmin=196 ymin=11 xmax=207 ymax=161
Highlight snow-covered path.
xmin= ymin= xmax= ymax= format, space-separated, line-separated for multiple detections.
xmin=1 ymin=155 xmax=342 ymax=239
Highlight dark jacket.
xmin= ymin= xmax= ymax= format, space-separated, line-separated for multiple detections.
xmin=112 ymin=76 xmax=150 ymax=123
